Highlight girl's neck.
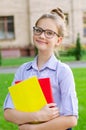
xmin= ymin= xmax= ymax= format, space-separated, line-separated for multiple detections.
xmin=37 ymin=51 xmax=53 ymax=70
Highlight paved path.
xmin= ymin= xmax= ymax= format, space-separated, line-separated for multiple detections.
xmin=66 ymin=61 xmax=86 ymax=68
xmin=0 ymin=66 xmax=18 ymax=73
xmin=0 ymin=61 xmax=86 ymax=73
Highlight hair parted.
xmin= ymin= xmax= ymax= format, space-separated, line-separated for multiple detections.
xmin=35 ymin=7 xmax=66 ymax=37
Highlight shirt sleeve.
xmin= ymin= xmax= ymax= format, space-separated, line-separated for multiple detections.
xmin=3 ymin=93 xmax=14 ymax=109
xmin=59 ymin=65 xmax=78 ymax=117
xmin=3 ymin=63 xmax=27 ymax=110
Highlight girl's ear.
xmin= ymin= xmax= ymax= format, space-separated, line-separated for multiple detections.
xmin=56 ymin=37 xmax=63 ymax=46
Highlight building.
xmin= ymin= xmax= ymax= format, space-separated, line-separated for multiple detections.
xmin=0 ymin=0 xmax=86 ymax=58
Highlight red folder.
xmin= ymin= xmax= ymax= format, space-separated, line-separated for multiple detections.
xmin=15 ymin=78 xmax=54 ymax=104
xmin=38 ymin=78 xmax=54 ymax=103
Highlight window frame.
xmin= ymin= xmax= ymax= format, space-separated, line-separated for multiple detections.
xmin=64 ymin=13 xmax=69 ymax=37
xmin=0 ymin=16 xmax=15 ymax=40
xmin=83 ymin=12 xmax=86 ymax=37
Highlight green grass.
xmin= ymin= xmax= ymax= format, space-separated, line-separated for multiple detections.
xmin=0 ymin=74 xmax=18 ymax=130
xmin=72 ymin=68 xmax=86 ymax=130
xmin=0 ymin=68 xmax=86 ymax=129
xmin=0 ymin=54 xmax=86 ymax=67
xmin=59 ymin=54 xmax=86 ymax=62
xmin=0 ymin=57 xmax=34 ymax=67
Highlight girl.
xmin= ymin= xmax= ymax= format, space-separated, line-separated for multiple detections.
xmin=4 ymin=7 xmax=78 ymax=130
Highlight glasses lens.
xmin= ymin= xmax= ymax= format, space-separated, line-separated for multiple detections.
xmin=33 ymin=26 xmax=59 ymax=38
xmin=33 ymin=27 xmax=42 ymax=35
xmin=45 ymin=30 xmax=54 ymax=38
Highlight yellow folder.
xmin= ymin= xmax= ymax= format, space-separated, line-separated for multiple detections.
xmin=8 ymin=76 xmax=47 ymax=112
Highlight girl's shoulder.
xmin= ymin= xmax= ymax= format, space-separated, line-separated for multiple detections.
xmin=15 ymin=60 xmax=34 ymax=74
xmin=57 ymin=60 xmax=73 ymax=75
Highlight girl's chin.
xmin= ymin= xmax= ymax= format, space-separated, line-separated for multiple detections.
xmin=37 ymin=46 xmax=47 ymax=51
xmin=38 ymin=47 xmax=46 ymax=51
xmin=35 ymin=44 xmax=47 ymax=49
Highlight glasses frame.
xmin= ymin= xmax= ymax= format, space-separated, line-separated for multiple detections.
xmin=33 ymin=26 xmax=60 ymax=39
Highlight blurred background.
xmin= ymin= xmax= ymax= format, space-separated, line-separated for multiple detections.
xmin=0 ymin=0 xmax=86 ymax=58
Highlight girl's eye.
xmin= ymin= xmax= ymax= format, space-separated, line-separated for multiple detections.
xmin=46 ymin=31 xmax=54 ymax=36
xmin=36 ymin=29 xmax=42 ymax=33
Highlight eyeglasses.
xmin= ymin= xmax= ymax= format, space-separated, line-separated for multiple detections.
xmin=33 ymin=26 xmax=60 ymax=39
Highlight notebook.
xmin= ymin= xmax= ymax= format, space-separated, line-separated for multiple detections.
xmin=15 ymin=78 xmax=54 ymax=104
xmin=8 ymin=76 xmax=47 ymax=112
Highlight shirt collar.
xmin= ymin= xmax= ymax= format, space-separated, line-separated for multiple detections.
xmin=26 ymin=56 xmax=38 ymax=71
xmin=43 ymin=54 xmax=58 ymax=70
xmin=26 ymin=54 xmax=59 ymax=71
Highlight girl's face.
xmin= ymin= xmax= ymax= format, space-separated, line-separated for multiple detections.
xmin=33 ymin=18 xmax=62 ymax=53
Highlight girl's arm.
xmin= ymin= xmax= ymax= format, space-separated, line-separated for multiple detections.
xmin=4 ymin=103 xmax=59 ymax=125
xmin=19 ymin=115 xmax=77 ymax=130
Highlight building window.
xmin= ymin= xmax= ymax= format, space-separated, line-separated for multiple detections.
xmin=0 ymin=16 xmax=15 ymax=40
xmin=83 ymin=12 xmax=86 ymax=37
xmin=64 ymin=13 xmax=69 ymax=37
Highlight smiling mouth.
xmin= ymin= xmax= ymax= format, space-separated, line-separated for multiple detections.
xmin=36 ymin=39 xmax=48 ymax=44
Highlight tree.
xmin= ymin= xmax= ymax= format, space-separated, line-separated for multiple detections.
xmin=75 ymin=33 xmax=82 ymax=60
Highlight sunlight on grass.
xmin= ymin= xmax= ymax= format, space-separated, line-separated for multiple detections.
xmin=72 ymin=68 xmax=86 ymax=130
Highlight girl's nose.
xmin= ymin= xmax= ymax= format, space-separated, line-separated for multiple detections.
xmin=39 ymin=32 xmax=45 ymax=38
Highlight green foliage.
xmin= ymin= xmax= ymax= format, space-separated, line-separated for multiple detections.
xmin=74 ymin=33 xmax=82 ymax=60
xmin=60 ymin=33 xmax=84 ymax=61
xmin=34 ymin=47 xmax=38 ymax=56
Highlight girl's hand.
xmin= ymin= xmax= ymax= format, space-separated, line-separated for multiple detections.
xmin=37 ymin=103 xmax=59 ymax=122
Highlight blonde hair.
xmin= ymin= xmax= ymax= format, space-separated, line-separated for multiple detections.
xmin=35 ymin=8 xmax=66 ymax=37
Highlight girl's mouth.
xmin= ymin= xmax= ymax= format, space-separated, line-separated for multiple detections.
xmin=36 ymin=39 xmax=48 ymax=44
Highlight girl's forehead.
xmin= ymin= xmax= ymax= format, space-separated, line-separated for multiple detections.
xmin=37 ymin=18 xmax=58 ymax=31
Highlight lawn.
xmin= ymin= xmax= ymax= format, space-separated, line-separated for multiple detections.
xmin=72 ymin=68 xmax=86 ymax=130
xmin=0 ymin=57 xmax=34 ymax=67
xmin=0 ymin=54 xmax=86 ymax=67
xmin=0 ymin=68 xmax=86 ymax=130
